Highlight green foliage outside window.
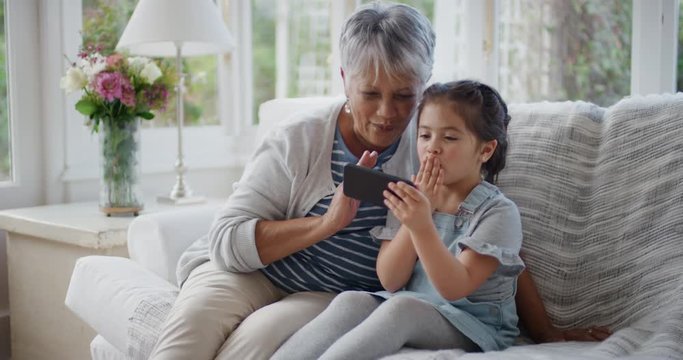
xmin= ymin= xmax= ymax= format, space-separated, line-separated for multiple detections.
xmin=558 ymin=0 xmax=632 ymax=106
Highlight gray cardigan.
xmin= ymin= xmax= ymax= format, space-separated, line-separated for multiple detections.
xmin=176 ymin=98 xmax=419 ymax=285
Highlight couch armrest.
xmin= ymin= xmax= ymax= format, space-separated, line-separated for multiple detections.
xmin=128 ymin=205 xmax=219 ymax=284
xmin=65 ymin=256 xmax=178 ymax=357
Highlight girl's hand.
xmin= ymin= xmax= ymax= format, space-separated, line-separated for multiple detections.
xmin=413 ymin=155 xmax=445 ymax=211
xmin=324 ymin=151 xmax=377 ymax=234
xmin=384 ymin=182 xmax=432 ymax=232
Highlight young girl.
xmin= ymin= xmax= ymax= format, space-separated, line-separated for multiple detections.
xmin=271 ymin=80 xmax=523 ymax=360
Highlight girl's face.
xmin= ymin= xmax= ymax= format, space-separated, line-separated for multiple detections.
xmin=344 ymin=69 xmax=422 ymax=152
xmin=417 ymin=100 xmax=497 ymax=188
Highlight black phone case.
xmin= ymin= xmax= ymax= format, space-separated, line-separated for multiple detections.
xmin=343 ymin=164 xmax=415 ymax=207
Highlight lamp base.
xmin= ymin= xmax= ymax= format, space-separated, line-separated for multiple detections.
xmin=156 ymin=195 xmax=207 ymax=205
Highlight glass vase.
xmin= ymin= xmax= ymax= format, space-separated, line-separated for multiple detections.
xmin=99 ymin=118 xmax=143 ymax=216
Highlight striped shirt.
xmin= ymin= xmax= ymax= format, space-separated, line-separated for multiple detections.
xmin=260 ymin=128 xmax=400 ymax=293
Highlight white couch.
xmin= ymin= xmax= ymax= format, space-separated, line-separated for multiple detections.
xmin=65 ymin=94 xmax=683 ymax=360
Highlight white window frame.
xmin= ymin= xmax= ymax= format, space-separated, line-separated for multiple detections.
xmin=631 ymin=0 xmax=679 ymax=95
xmin=0 ymin=0 xmax=43 ymax=209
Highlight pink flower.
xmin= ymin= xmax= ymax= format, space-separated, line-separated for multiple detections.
xmin=120 ymin=80 xmax=136 ymax=107
xmin=142 ymin=84 xmax=169 ymax=110
xmin=106 ymin=54 xmax=124 ymax=67
xmin=94 ymin=72 xmax=124 ymax=102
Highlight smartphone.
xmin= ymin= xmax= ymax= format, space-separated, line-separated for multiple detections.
xmin=343 ymin=164 xmax=415 ymax=207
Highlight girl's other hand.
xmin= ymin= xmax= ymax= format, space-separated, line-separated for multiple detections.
xmin=413 ymin=155 xmax=444 ymax=211
xmin=384 ymin=182 xmax=432 ymax=232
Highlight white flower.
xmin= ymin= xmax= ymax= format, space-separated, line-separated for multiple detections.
xmin=60 ymin=67 xmax=88 ymax=93
xmin=140 ymin=62 xmax=162 ymax=84
xmin=128 ymin=56 xmax=151 ymax=73
xmin=78 ymin=54 xmax=107 ymax=82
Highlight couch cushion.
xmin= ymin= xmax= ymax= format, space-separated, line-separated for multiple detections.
xmin=91 ymin=335 xmax=126 ymax=360
xmin=498 ymin=94 xmax=683 ymax=357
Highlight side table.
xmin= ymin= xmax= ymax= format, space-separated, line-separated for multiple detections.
xmin=0 ymin=200 xmax=218 ymax=360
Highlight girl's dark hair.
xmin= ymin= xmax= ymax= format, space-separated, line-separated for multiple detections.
xmin=417 ymin=80 xmax=511 ymax=183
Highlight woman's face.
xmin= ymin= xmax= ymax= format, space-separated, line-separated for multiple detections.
xmin=344 ymin=69 xmax=422 ymax=152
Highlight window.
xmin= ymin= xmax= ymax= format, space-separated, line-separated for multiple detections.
xmin=247 ymin=0 xmax=435 ymax=123
xmin=0 ymin=0 xmax=9 ymax=182
xmin=54 ymin=0 xmax=237 ymax=185
xmin=246 ymin=0 xmax=634 ymax=115
xmin=82 ymin=0 xmax=220 ymax=128
xmin=498 ymin=0 xmax=632 ymax=106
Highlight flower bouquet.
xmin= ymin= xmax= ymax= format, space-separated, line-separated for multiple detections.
xmin=61 ymin=50 xmax=174 ymax=215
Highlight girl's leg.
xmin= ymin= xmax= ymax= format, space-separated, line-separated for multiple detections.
xmin=271 ymin=291 xmax=381 ymax=360
xmin=320 ymin=295 xmax=478 ymax=360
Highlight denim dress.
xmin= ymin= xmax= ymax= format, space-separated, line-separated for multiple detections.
xmin=371 ymin=182 xmax=525 ymax=352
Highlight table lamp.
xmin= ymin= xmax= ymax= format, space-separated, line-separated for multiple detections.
xmin=116 ymin=0 xmax=235 ymax=204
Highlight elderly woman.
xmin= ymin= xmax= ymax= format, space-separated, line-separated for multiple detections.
xmin=149 ymin=3 xmax=433 ymax=359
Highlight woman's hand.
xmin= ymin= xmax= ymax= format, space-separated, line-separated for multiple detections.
xmin=323 ymin=151 xmax=378 ymax=234
xmin=383 ymin=181 xmax=432 ymax=233
xmin=412 ymin=155 xmax=445 ymax=211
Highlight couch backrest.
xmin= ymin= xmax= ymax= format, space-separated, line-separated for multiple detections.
xmin=256 ymin=96 xmax=341 ymax=144
xmin=498 ymin=94 xmax=683 ymax=330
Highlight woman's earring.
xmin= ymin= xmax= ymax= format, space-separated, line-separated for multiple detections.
xmin=344 ymin=100 xmax=351 ymax=114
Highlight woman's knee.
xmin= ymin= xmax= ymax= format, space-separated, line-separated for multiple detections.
xmin=171 ymin=270 xmax=281 ymax=329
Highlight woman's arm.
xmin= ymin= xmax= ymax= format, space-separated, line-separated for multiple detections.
xmin=376 ymin=226 xmax=418 ymax=292
xmin=516 ymin=268 xmax=612 ymax=343
xmin=255 ymin=150 xmax=379 ymax=265
xmin=209 ymin=116 xmax=378 ymax=271
xmin=255 ymin=185 xmax=359 ymax=265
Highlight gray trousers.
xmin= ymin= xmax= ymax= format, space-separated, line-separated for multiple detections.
xmin=271 ymin=291 xmax=478 ymax=360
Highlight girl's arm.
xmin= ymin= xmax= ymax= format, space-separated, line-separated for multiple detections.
xmin=408 ymin=223 xmax=498 ymax=301
xmin=516 ymin=268 xmax=612 ymax=343
xmin=376 ymin=225 xmax=418 ymax=292
xmin=384 ymin=182 xmax=499 ymax=301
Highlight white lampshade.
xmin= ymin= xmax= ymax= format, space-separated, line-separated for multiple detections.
xmin=116 ymin=0 xmax=235 ymax=57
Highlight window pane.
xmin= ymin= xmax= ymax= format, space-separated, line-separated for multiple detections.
xmin=678 ymin=0 xmax=682 ymax=91
xmin=252 ymin=0 xmax=276 ymax=123
xmin=498 ymin=0 xmax=632 ymax=106
xmin=251 ymin=0 xmax=334 ymax=122
xmin=361 ymin=0 xmax=434 ymax=21
xmin=251 ymin=0 xmax=435 ymax=122
xmin=0 ymin=0 xmax=9 ymax=182
xmin=81 ymin=0 xmax=219 ymax=127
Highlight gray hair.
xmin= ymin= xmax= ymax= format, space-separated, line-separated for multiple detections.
xmin=340 ymin=2 xmax=435 ymax=85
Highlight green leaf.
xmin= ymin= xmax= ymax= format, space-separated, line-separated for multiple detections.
xmin=137 ymin=111 xmax=155 ymax=120
xmin=75 ymin=99 xmax=97 ymax=116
